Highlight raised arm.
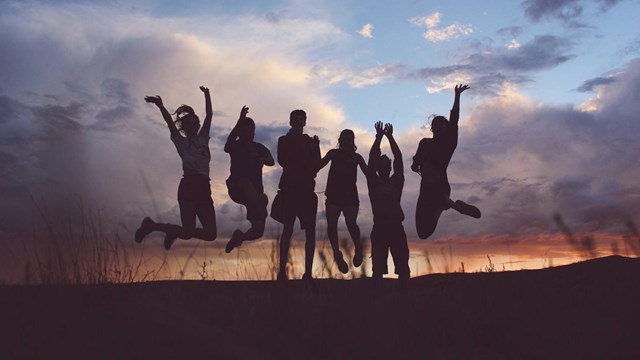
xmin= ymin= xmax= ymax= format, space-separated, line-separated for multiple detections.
xmin=144 ymin=95 xmax=179 ymax=137
xmin=199 ymin=86 xmax=213 ymax=136
xmin=224 ymin=105 xmax=248 ymax=153
xmin=450 ymin=84 xmax=469 ymax=127
xmin=368 ymin=121 xmax=384 ymax=168
xmin=384 ymin=123 xmax=403 ymax=174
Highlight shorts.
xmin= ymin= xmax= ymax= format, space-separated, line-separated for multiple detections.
xmin=370 ymin=222 xmax=410 ymax=277
xmin=325 ymin=192 xmax=359 ymax=210
xmin=227 ymin=178 xmax=268 ymax=222
xmin=178 ymin=175 xmax=213 ymax=205
xmin=281 ymin=190 xmax=318 ymax=230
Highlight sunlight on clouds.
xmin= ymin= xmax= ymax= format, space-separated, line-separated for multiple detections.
xmin=409 ymin=12 xmax=472 ymax=43
xmin=426 ymin=75 xmax=473 ymax=93
xmin=576 ymin=97 xmax=599 ymax=112
xmin=357 ymin=23 xmax=374 ymax=38
xmin=409 ymin=12 xmax=441 ymax=28
xmin=506 ymin=39 xmax=521 ymax=50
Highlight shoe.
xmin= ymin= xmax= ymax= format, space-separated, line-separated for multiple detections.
xmin=353 ymin=248 xmax=363 ymax=268
xmin=225 ymin=230 xmax=243 ymax=253
xmin=334 ymin=251 xmax=349 ymax=274
xmin=455 ymin=200 xmax=481 ymax=219
xmin=164 ymin=232 xmax=177 ymax=250
xmin=135 ymin=217 xmax=154 ymax=243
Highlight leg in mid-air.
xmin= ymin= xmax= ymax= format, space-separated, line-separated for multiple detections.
xmin=225 ymin=179 xmax=268 ymax=253
xmin=325 ymin=202 xmax=349 ymax=273
xmin=415 ymin=188 xmax=447 ymax=240
xmin=446 ymin=198 xmax=481 ymax=219
xmin=342 ymin=204 xmax=363 ymax=267
xmin=135 ymin=198 xmax=216 ymax=250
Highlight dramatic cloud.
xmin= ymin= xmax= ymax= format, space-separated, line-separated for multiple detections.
xmin=409 ymin=12 xmax=473 ymax=43
xmin=404 ymin=35 xmax=574 ymax=95
xmin=357 ymin=23 xmax=374 ymax=38
xmin=430 ymin=58 xmax=640 ymax=238
xmin=0 ymin=2 xmax=352 ymax=243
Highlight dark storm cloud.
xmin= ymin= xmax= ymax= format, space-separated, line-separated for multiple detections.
xmin=576 ymin=75 xmax=618 ymax=92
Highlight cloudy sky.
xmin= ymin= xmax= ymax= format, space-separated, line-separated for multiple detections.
xmin=1 ymin=0 xmax=639 ymax=280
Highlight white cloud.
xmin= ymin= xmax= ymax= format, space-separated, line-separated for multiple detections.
xmin=357 ymin=23 xmax=374 ymax=38
xmin=409 ymin=12 xmax=473 ymax=43
xmin=409 ymin=12 xmax=442 ymax=28
xmin=506 ymin=39 xmax=521 ymax=50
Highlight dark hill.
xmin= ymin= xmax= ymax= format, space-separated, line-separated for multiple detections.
xmin=1 ymin=256 xmax=639 ymax=359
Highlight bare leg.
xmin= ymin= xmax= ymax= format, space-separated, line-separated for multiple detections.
xmin=303 ymin=225 xmax=316 ymax=279
xmin=447 ymin=198 xmax=481 ymax=218
xmin=343 ymin=205 xmax=362 ymax=267
xmin=326 ymin=203 xmax=348 ymax=273
xmin=278 ymin=220 xmax=294 ymax=279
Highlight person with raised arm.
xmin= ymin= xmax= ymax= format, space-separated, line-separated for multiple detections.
xmin=412 ymin=84 xmax=481 ymax=240
xmin=274 ymin=109 xmax=321 ymax=281
xmin=135 ymin=86 xmax=217 ymax=249
xmin=366 ymin=122 xmax=410 ymax=279
xmin=318 ymin=129 xmax=368 ymax=273
xmin=224 ymin=105 xmax=274 ymax=253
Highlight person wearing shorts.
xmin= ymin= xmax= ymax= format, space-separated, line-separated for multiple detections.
xmin=274 ymin=109 xmax=321 ymax=280
xmin=224 ymin=105 xmax=274 ymax=253
xmin=135 ymin=86 xmax=217 ymax=250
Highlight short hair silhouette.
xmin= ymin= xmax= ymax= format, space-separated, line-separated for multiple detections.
xmin=289 ymin=109 xmax=307 ymax=126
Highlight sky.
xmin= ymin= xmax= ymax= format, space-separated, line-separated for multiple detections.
xmin=1 ymin=0 xmax=640 ymax=281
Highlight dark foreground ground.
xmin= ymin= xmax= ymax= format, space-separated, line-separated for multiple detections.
xmin=1 ymin=256 xmax=639 ymax=359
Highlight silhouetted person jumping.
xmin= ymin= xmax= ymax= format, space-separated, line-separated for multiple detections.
xmin=135 ymin=86 xmax=217 ymax=249
xmin=411 ymin=84 xmax=481 ymax=240
xmin=318 ymin=129 xmax=367 ymax=273
xmin=367 ymin=122 xmax=410 ymax=279
xmin=275 ymin=109 xmax=321 ymax=280
xmin=224 ymin=106 xmax=274 ymax=253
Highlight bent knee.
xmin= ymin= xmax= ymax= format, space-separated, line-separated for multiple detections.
xmin=204 ymin=229 xmax=217 ymax=241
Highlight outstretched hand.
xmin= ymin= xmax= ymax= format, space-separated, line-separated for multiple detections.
xmin=199 ymin=86 xmax=210 ymax=94
xmin=375 ymin=121 xmax=384 ymax=136
xmin=455 ymin=84 xmax=470 ymax=95
xmin=239 ymin=105 xmax=249 ymax=119
xmin=384 ymin=123 xmax=393 ymax=137
xmin=144 ymin=95 xmax=163 ymax=106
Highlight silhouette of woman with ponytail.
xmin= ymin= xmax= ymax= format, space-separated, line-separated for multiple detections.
xmin=412 ymin=84 xmax=480 ymax=240
xmin=135 ymin=86 xmax=217 ymax=249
